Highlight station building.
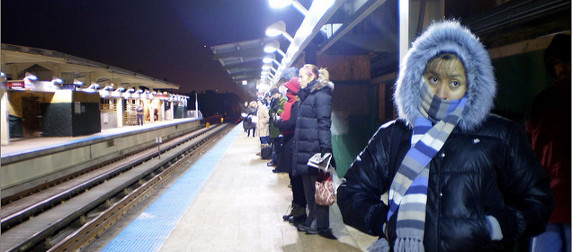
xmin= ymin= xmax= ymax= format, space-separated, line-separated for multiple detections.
xmin=1 ymin=44 xmax=193 ymax=145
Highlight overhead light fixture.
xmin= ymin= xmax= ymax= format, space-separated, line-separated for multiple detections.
xmin=51 ymin=77 xmax=63 ymax=85
xmin=263 ymin=41 xmax=286 ymax=57
xmin=268 ymin=0 xmax=341 ymax=85
xmin=24 ymin=72 xmax=38 ymax=81
xmin=263 ymin=55 xmax=281 ymax=68
xmin=268 ymin=0 xmax=308 ymax=16
xmin=265 ymin=21 xmax=294 ymax=42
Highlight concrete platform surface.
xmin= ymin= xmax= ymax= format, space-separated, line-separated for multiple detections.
xmin=101 ymin=124 xmax=378 ymax=251
xmin=159 ymin=125 xmax=377 ymax=251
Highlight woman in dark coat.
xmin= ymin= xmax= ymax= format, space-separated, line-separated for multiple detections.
xmin=274 ymin=77 xmax=306 ymax=224
xmin=291 ymin=64 xmax=335 ymax=239
xmin=337 ymin=20 xmax=553 ymax=252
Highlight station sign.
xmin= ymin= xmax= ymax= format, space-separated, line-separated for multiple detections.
xmin=7 ymin=81 xmax=25 ymax=90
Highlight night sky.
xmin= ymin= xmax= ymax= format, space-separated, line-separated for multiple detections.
xmin=1 ymin=0 xmax=306 ymax=99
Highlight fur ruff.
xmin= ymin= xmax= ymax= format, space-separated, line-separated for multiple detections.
xmin=394 ymin=20 xmax=496 ymax=131
xmin=311 ymin=81 xmax=335 ymax=92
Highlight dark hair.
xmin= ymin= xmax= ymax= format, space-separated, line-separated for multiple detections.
xmin=544 ymin=34 xmax=571 ymax=78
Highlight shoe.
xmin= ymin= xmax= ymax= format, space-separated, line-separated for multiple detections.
xmin=296 ymin=224 xmax=317 ymax=234
xmin=289 ymin=215 xmax=307 ymax=225
xmin=318 ymin=228 xmax=336 ymax=239
xmin=283 ymin=203 xmax=305 ymax=221
xmin=272 ymin=169 xmax=279 ymax=173
xmin=256 ymin=152 xmax=261 ymax=156
xmin=267 ymin=162 xmax=276 ymax=167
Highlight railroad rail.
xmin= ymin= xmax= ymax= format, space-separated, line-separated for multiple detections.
xmin=1 ymin=123 xmax=232 ymax=252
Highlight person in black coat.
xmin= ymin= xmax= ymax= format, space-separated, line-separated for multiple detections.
xmin=337 ymin=20 xmax=553 ymax=252
xmin=274 ymin=77 xmax=306 ymax=225
xmin=291 ymin=64 xmax=335 ymax=239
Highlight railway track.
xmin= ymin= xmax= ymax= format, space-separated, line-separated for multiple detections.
xmin=1 ymin=123 xmax=231 ymax=252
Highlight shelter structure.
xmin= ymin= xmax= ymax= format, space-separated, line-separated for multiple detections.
xmin=1 ymin=44 xmax=191 ymax=145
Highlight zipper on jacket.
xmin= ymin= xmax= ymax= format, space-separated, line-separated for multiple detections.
xmin=434 ymin=153 xmax=443 ymax=252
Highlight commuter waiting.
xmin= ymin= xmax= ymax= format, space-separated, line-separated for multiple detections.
xmin=246 ymin=101 xmax=257 ymax=137
xmin=292 ymin=64 xmax=335 ymax=239
xmin=269 ymin=67 xmax=297 ymax=171
xmin=257 ymin=99 xmax=270 ymax=158
xmin=337 ymin=20 xmax=553 ymax=252
xmin=274 ymin=73 xmax=307 ymax=225
xmin=137 ymin=104 xmax=144 ymax=126
xmin=527 ymin=34 xmax=571 ymax=252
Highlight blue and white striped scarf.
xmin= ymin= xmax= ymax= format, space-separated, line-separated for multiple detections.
xmin=387 ymin=85 xmax=467 ymax=252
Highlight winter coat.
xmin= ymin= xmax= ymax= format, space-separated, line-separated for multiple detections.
xmin=526 ymin=79 xmax=571 ymax=224
xmin=337 ymin=20 xmax=553 ymax=252
xmin=291 ymin=80 xmax=334 ymax=176
xmin=274 ymin=101 xmax=299 ymax=174
xmin=246 ymin=107 xmax=257 ymax=130
xmin=269 ymin=97 xmax=287 ymax=138
xmin=256 ymin=105 xmax=270 ymax=137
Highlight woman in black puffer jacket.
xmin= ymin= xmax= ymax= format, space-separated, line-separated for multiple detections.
xmin=337 ymin=20 xmax=553 ymax=252
xmin=291 ymin=64 xmax=335 ymax=238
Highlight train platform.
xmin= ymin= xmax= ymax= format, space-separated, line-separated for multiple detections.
xmin=1 ymin=118 xmax=199 ymax=158
xmin=86 ymin=124 xmax=377 ymax=251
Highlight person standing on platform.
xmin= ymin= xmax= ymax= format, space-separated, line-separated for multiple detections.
xmin=257 ymin=99 xmax=270 ymax=155
xmin=136 ymin=104 xmax=144 ymax=126
xmin=246 ymin=101 xmax=257 ymax=137
xmin=242 ymin=101 xmax=250 ymax=133
xmin=274 ymin=75 xmax=307 ymax=225
xmin=268 ymin=87 xmax=286 ymax=168
xmin=336 ymin=20 xmax=553 ymax=252
xmin=292 ymin=64 xmax=335 ymax=239
xmin=527 ymin=34 xmax=571 ymax=252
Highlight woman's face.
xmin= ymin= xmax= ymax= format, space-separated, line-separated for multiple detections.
xmin=298 ymin=68 xmax=314 ymax=89
xmin=423 ymin=57 xmax=467 ymax=100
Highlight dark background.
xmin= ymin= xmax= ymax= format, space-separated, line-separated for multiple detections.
xmin=1 ymin=0 xmax=307 ymax=99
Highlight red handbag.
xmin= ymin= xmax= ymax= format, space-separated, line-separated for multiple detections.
xmin=315 ymin=171 xmax=335 ymax=206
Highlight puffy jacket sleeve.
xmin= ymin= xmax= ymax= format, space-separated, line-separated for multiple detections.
xmin=490 ymin=123 xmax=554 ymax=240
xmin=337 ymin=122 xmax=401 ymax=236
xmin=315 ymin=89 xmax=332 ymax=152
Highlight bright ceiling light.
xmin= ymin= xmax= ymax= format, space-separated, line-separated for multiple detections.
xmin=263 ymin=57 xmax=273 ymax=64
xmin=264 ymin=41 xmax=286 ymax=57
xmin=265 ymin=21 xmax=293 ymax=42
xmin=24 ymin=72 xmax=37 ymax=81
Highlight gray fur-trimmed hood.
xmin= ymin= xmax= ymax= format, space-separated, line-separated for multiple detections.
xmin=394 ymin=20 xmax=496 ymax=131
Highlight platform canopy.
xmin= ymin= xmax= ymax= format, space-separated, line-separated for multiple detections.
xmin=1 ymin=43 xmax=180 ymax=91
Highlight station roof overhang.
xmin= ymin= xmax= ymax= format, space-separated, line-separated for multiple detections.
xmin=1 ymin=43 xmax=180 ymax=91
xmin=210 ymin=38 xmax=273 ymax=85
xmin=210 ymin=0 xmax=570 ymax=85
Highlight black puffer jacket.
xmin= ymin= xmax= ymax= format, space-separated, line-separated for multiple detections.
xmin=337 ymin=20 xmax=553 ymax=252
xmin=291 ymin=80 xmax=334 ymax=176
xmin=337 ymin=117 xmax=553 ymax=251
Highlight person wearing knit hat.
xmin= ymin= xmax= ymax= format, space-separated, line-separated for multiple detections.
xmin=274 ymin=76 xmax=307 ymax=226
xmin=337 ymin=20 xmax=553 ymax=252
